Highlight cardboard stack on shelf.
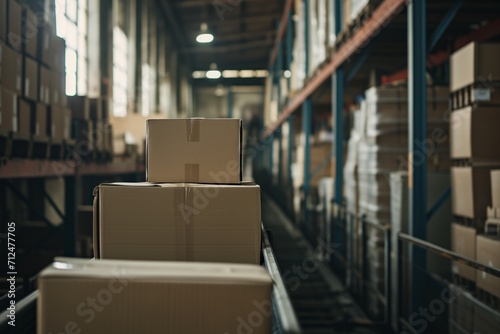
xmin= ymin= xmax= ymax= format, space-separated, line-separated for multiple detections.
xmin=356 ymin=84 xmax=450 ymax=318
xmin=38 ymin=118 xmax=273 ymax=333
xmin=448 ymin=41 xmax=500 ymax=334
xmin=0 ymin=1 xmax=71 ymax=160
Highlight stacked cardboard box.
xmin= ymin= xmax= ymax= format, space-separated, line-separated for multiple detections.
xmin=38 ymin=258 xmax=273 ymax=333
xmin=448 ymin=42 xmax=500 ymax=289
xmin=39 ymin=118 xmax=272 ymax=332
xmin=355 ymin=84 xmax=450 ymax=318
xmin=0 ymin=1 xmax=71 ymax=159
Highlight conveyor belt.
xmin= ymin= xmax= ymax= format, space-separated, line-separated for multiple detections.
xmin=262 ymin=194 xmax=382 ymax=334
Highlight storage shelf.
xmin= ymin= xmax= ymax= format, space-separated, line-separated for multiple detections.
xmin=0 ymin=159 xmax=144 ymax=179
xmin=263 ymin=0 xmax=407 ymax=140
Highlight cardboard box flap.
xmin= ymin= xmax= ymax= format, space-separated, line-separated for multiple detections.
xmin=40 ymin=258 xmax=272 ymax=284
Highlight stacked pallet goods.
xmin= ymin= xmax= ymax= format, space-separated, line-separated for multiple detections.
xmin=448 ymin=41 xmax=500 ymax=334
xmin=357 ymin=84 xmax=451 ymax=318
xmin=38 ymin=118 xmax=273 ymax=333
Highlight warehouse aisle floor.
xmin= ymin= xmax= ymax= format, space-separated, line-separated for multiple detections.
xmin=262 ymin=194 xmax=383 ymax=334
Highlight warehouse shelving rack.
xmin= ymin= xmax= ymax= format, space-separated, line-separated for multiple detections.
xmin=0 ymin=160 xmax=144 ymax=258
xmin=257 ymin=0 xmax=500 ymax=332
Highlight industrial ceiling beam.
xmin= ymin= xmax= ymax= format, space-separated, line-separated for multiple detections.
xmin=181 ymin=38 xmax=274 ymax=53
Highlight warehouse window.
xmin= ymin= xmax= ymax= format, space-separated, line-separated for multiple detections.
xmin=141 ymin=64 xmax=153 ymax=116
xmin=55 ymin=0 xmax=88 ymax=96
xmin=113 ymin=26 xmax=129 ymax=117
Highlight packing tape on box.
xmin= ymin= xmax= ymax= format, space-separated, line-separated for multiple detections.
xmin=186 ymin=118 xmax=200 ymax=142
xmin=184 ymin=163 xmax=199 ymax=182
xmin=174 ymin=186 xmax=195 ymax=261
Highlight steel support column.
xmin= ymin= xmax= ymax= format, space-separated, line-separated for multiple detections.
xmin=227 ymin=87 xmax=234 ymax=118
xmin=277 ymin=23 xmax=284 ymax=189
xmin=64 ymin=176 xmax=78 ymax=257
xmin=333 ymin=0 xmax=343 ymax=206
xmin=286 ymin=11 xmax=294 ymax=188
xmin=408 ymin=0 xmax=427 ymax=320
xmin=302 ymin=0 xmax=311 ymax=226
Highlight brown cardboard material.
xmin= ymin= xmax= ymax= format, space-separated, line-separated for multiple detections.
xmin=39 ymin=65 xmax=50 ymax=104
xmin=450 ymin=42 xmax=500 ymax=92
xmin=0 ymin=87 xmax=17 ymax=133
xmin=36 ymin=103 xmax=47 ymax=136
xmin=0 ymin=41 xmax=22 ymax=94
xmin=7 ymin=0 xmax=22 ymax=51
xmin=18 ymin=98 xmax=31 ymax=136
xmin=450 ymin=106 xmax=500 ymax=161
xmin=50 ymin=105 xmax=64 ymax=140
xmin=94 ymin=182 xmax=261 ymax=264
xmin=492 ymin=170 xmax=500 ymax=208
xmin=451 ymin=167 xmax=498 ymax=220
xmin=23 ymin=8 xmax=38 ymax=58
xmin=451 ymin=223 xmax=476 ymax=281
xmin=38 ymin=258 xmax=273 ymax=334
xmin=67 ymin=95 xmax=89 ymax=120
xmin=23 ymin=56 xmax=38 ymax=101
xmin=147 ymin=119 xmax=242 ymax=183
xmin=475 ymin=235 xmax=500 ymax=298
xmin=0 ymin=0 xmax=6 ymax=41
xmin=63 ymin=107 xmax=71 ymax=140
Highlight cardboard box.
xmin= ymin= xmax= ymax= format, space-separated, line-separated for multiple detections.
xmin=451 ymin=223 xmax=476 ymax=281
xmin=23 ymin=56 xmax=38 ymax=101
xmin=476 ymin=235 xmax=500 ymax=298
xmin=18 ymin=98 xmax=31 ymax=136
xmin=36 ymin=103 xmax=47 ymax=136
xmin=39 ymin=65 xmax=50 ymax=104
xmin=450 ymin=42 xmax=500 ymax=92
xmin=52 ymin=36 xmax=65 ymax=72
xmin=451 ymin=167 xmax=497 ymax=220
xmin=449 ymin=286 xmax=475 ymax=334
xmin=0 ymin=41 xmax=22 ymax=94
xmin=50 ymin=105 xmax=63 ymax=140
xmin=63 ymin=107 xmax=71 ymax=140
xmin=0 ymin=87 xmax=17 ymax=133
xmin=38 ymin=258 xmax=273 ymax=334
xmin=7 ymin=0 xmax=22 ymax=51
xmin=0 ymin=0 xmax=6 ymax=41
xmin=51 ymin=71 xmax=66 ymax=106
xmin=23 ymin=8 xmax=38 ymax=58
xmin=492 ymin=170 xmax=500 ymax=208
xmin=94 ymin=182 xmax=261 ymax=264
xmin=450 ymin=106 xmax=500 ymax=161
xmin=39 ymin=22 xmax=53 ymax=67
xmin=147 ymin=119 xmax=242 ymax=183
xmin=67 ymin=95 xmax=89 ymax=119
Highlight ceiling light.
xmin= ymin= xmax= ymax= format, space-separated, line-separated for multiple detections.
xmin=222 ymin=70 xmax=239 ymax=78
xmin=255 ymin=70 xmax=269 ymax=78
xmin=192 ymin=71 xmax=205 ymax=79
xmin=239 ymin=70 xmax=254 ymax=78
xmin=196 ymin=23 xmax=214 ymax=43
xmin=284 ymin=70 xmax=291 ymax=78
xmin=206 ymin=63 xmax=221 ymax=79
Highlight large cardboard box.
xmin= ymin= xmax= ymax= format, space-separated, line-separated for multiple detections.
xmin=52 ymin=36 xmax=65 ymax=72
xmin=0 ymin=87 xmax=17 ymax=133
xmin=451 ymin=223 xmax=476 ymax=281
xmin=94 ymin=182 xmax=261 ymax=264
xmin=22 ymin=8 xmax=38 ymax=58
xmin=51 ymin=71 xmax=66 ymax=106
xmin=450 ymin=106 xmax=500 ymax=161
xmin=38 ymin=258 xmax=273 ymax=334
xmin=23 ymin=56 xmax=38 ymax=101
xmin=147 ymin=119 xmax=242 ymax=183
xmin=451 ymin=167 xmax=497 ymax=220
xmin=0 ymin=41 xmax=22 ymax=94
xmin=476 ymin=235 xmax=500 ymax=298
xmin=492 ymin=170 xmax=500 ymax=208
xmin=18 ymin=98 xmax=31 ymax=136
xmin=450 ymin=42 xmax=500 ymax=92
xmin=296 ymin=142 xmax=333 ymax=187
xmin=39 ymin=23 xmax=53 ymax=67
xmin=7 ymin=0 xmax=22 ymax=51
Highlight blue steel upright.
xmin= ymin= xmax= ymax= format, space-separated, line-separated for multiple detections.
xmin=333 ymin=0 xmax=344 ymax=207
xmin=287 ymin=11 xmax=294 ymax=188
xmin=302 ymin=0 xmax=311 ymax=227
xmin=408 ymin=0 xmax=427 ymax=322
